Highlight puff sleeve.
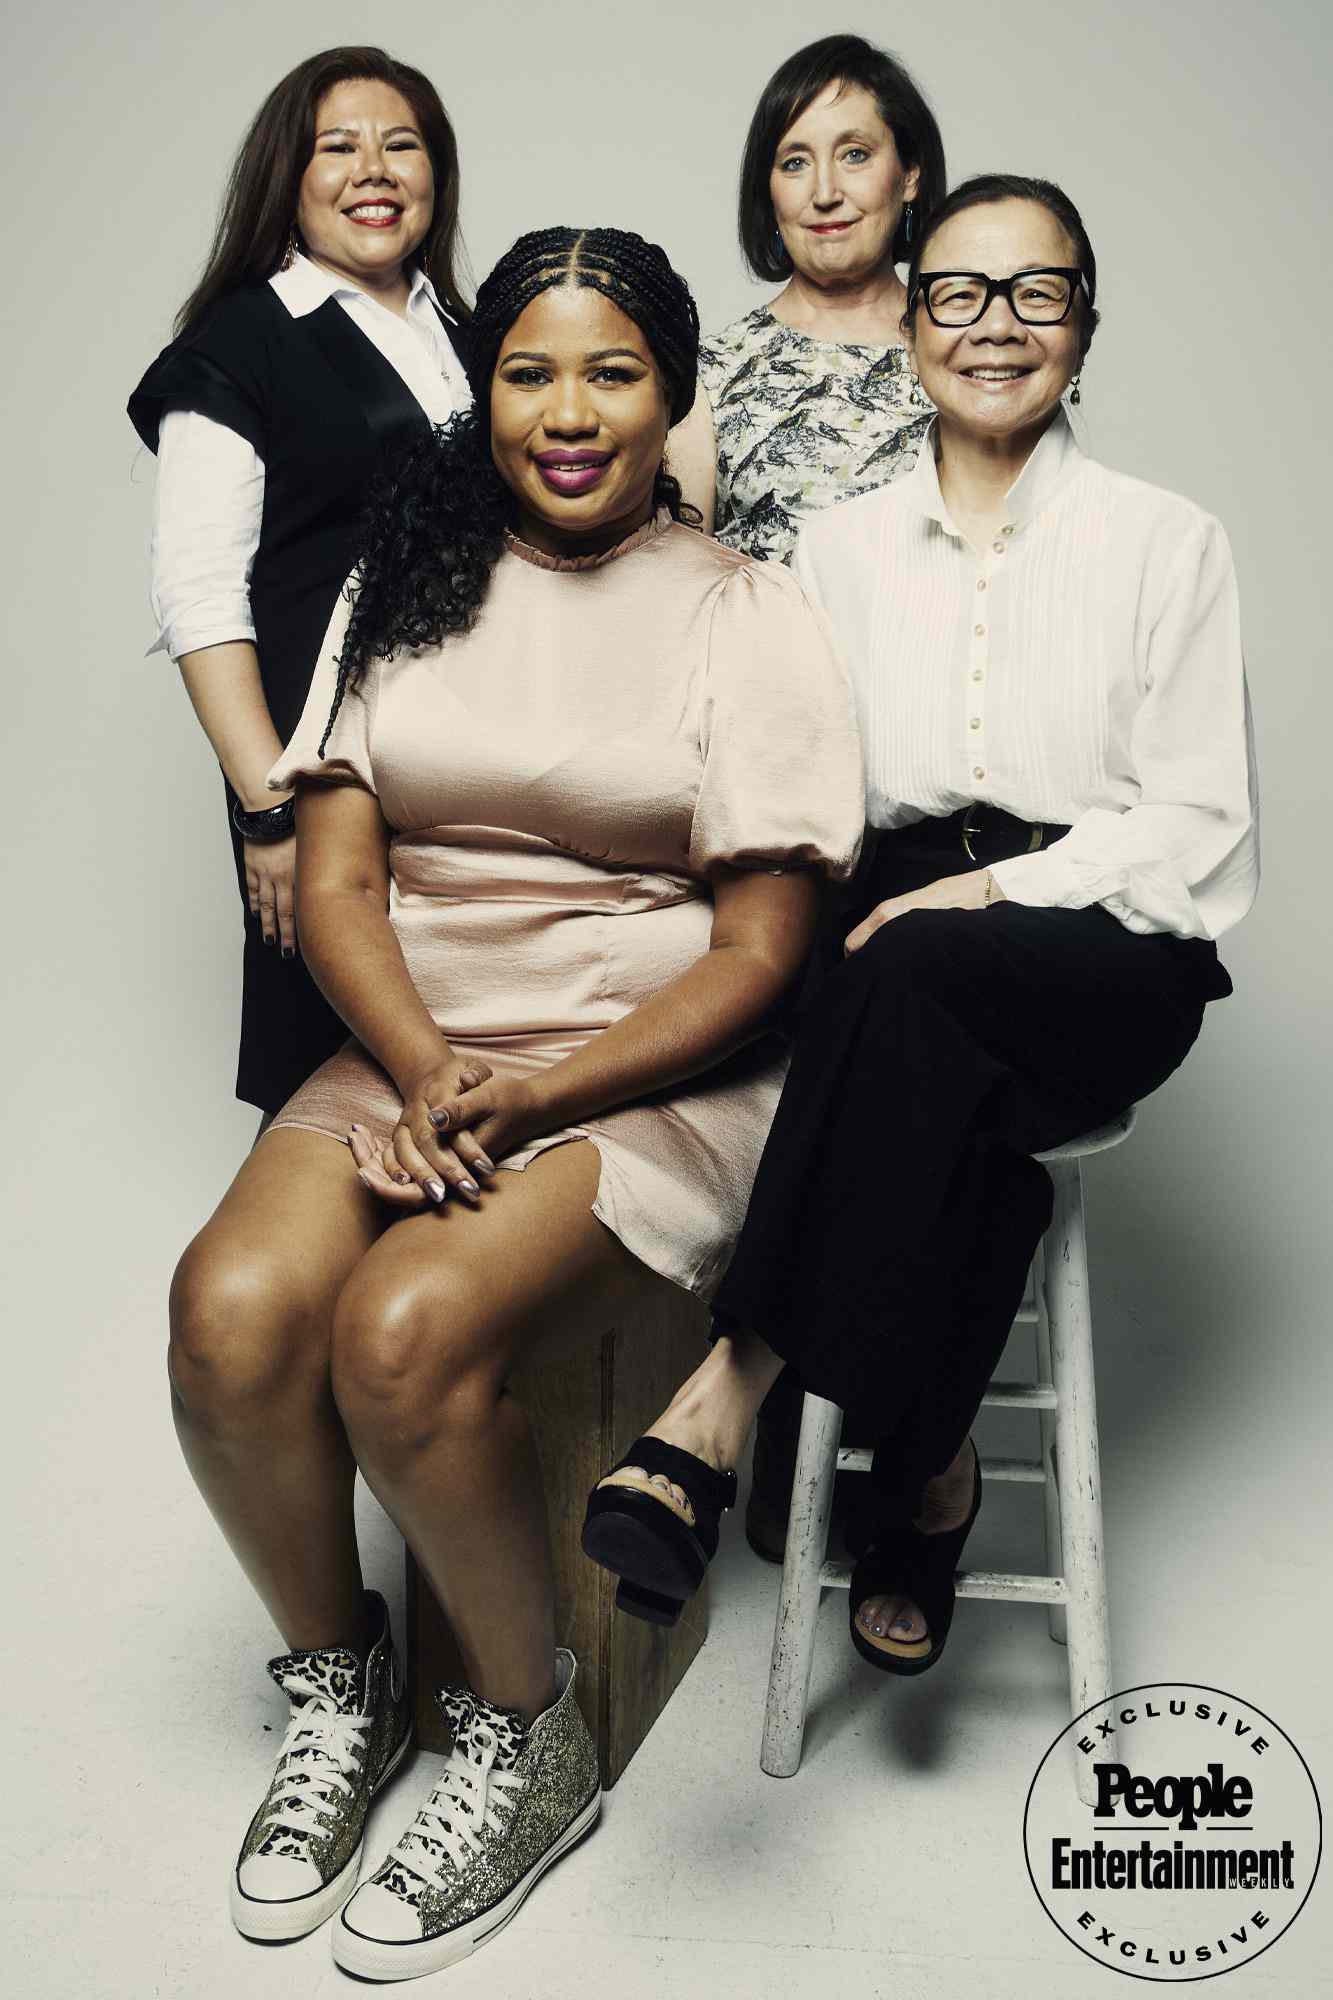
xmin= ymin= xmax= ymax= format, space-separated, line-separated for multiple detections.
xmin=267 ymin=576 xmax=379 ymax=795
xmin=688 ymin=559 xmax=864 ymax=881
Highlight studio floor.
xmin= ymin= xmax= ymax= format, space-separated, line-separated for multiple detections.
xmin=6 ymin=1146 xmax=1327 ymax=2000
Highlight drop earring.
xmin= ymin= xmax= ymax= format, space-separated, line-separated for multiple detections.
xmin=1068 ymin=371 xmax=1083 ymax=406
xmin=903 ymin=200 xmax=916 ymax=246
xmin=280 ymin=224 xmax=300 ymax=271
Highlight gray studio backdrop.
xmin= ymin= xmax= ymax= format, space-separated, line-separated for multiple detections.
xmin=6 ymin=0 xmax=1330 ymax=1908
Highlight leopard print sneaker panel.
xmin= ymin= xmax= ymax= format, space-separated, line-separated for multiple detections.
xmin=230 ymin=1589 xmax=412 ymax=1942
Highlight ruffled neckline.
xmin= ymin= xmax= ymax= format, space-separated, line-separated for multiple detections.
xmin=504 ymin=507 xmax=669 ymax=573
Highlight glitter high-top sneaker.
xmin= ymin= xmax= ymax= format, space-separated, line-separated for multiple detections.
xmin=332 ymin=1648 xmax=600 ymax=1979
xmin=230 ymin=1590 xmax=412 ymax=1941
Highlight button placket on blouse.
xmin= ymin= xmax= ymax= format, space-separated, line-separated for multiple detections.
xmin=965 ymin=527 xmax=1011 ymax=786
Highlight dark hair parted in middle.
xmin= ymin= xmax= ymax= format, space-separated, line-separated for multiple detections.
xmin=320 ymin=228 xmax=701 ymax=753
xmin=739 ymin=34 xmax=946 ymax=282
xmin=906 ymin=174 xmax=1102 ymax=357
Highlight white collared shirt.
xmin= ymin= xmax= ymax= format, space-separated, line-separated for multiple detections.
xmin=793 ymin=411 xmax=1259 ymax=939
xmin=148 ymin=254 xmax=471 ymax=658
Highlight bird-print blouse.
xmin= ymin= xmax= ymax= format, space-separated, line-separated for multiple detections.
xmin=697 ymin=304 xmax=934 ymax=564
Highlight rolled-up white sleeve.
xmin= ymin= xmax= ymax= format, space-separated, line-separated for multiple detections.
xmin=990 ymin=516 xmax=1259 ymax=940
xmin=148 ymin=409 xmax=264 ymax=659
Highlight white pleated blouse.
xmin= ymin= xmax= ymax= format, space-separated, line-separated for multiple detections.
xmin=793 ymin=412 xmax=1259 ymax=940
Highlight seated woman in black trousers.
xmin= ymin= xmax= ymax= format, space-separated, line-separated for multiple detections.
xmin=584 ymin=173 xmax=1258 ymax=1674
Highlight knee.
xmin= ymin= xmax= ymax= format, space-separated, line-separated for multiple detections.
xmin=168 ymin=1230 xmax=328 ymax=1427
xmin=330 ymin=1263 xmax=502 ymax=1457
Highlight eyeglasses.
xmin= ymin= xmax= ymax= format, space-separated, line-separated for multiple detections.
xmin=911 ymin=268 xmax=1088 ymax=328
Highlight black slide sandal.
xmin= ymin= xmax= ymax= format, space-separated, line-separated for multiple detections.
xmin=849 ymin=1447 xmax=982 ymax=1676
xmin=582 ymin=1437 xmax=737 ymax=1626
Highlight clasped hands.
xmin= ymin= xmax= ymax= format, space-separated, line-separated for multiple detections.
xmin=843 ymin=866 xmax=1002 ymax=954
xmin=350 ymin=1057 xmax=547 ymax=1210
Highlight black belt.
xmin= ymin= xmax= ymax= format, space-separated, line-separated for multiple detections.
xmin=887 ymin=804 xmax=1071 ymax=867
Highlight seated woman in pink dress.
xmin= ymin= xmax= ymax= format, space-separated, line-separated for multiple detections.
xmin=167 ymin=224 xmax=862 ymax=1980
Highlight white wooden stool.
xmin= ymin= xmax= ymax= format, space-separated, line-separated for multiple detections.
xmin=760 ymin=1110 xmax=1134 ymax=1804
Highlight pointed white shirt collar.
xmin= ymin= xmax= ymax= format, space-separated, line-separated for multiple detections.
xmin=904 ymin=404 xmax=1084 ymax=537
xmin=269 ymin=251 xmax=445 ymax=322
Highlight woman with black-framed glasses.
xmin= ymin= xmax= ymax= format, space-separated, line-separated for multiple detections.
xmin=583 ymin=175 xmax=1257 ymax=1684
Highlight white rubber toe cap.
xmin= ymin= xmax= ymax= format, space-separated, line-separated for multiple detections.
xmin=237 ymin=1851 xmax=323 ymax=1903
xmin=341 ymin=1881 xmax=424 ymax=1943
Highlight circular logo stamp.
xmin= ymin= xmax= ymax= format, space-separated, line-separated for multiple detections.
xmin=1023 ymin=1683 xmax=1321 ymax=1981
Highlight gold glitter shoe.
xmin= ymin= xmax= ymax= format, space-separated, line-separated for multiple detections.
xmin=230 ymin=1591 xmax=412 ymax=1941
xmin=332 ymin=1649 xmax=600 ymax=1979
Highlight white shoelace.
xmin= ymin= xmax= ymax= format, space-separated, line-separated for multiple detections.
xmin=385 ymin=1723 xmax=524 ymax=1893
xmin=262 ymin=1674 xmax=371 ymax=1841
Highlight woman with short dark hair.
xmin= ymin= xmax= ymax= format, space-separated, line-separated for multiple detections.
xmin=585 ymin=176 xmax=1257 ymax=1684
xmin=128 ymin=46 xmax=471 ymax=1117
xmin=672 ymin=33 xmax=946 ymax=562
xmin=167 ymin=226 xmax=861 ymax=1973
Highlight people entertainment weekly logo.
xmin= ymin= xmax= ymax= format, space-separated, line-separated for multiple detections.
xmin=1022 ymin=1683 xmax=1321 ymax=1981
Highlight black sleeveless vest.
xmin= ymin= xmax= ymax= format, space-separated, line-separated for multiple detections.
xmin=128 ymin=284 xmax=472 ymax=1111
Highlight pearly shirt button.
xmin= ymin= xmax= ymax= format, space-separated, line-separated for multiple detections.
xmin=977 ymin=578 xmax=987 ymax=592
xmin=969 ymin=717 xmax=981 ymax=730
xmin=974 ymin=622 xmax=986 ymax=636
xmin=972 ymin=765 xmax=986 ymax=781
xmin=1002 ymin=524 xmax=1014 ymax=535
xmin=993 ymin=540 xmax=1006 ymax=554
xmin=972 ymin=668 xmax=984 ymax=682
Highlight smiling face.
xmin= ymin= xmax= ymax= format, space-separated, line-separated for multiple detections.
xmin=296 ymin=78 xmax=435 ymax=290
xmin=906 ymin=199 xmax=1085 ymax=445
xmin=490 ymin=284 xmax=671 ymax=555
xmin=769 ymin=80 xmax=919 ymax=286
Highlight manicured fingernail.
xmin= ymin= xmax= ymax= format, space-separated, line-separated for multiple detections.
xmin=871 ymin=1623 xmax=885 ymax=1637
xmin=428 ymin=1108 xmax=450 ymax=1129
xmin=426 ymin=1178 xmax=447 ymax=1202
xmin=282 ymin=946 xmax=294 ymax=959
xmin=357 ymin=1171 xmax=372 ymax=1189
xmin=459 ymin=1178 xmax=480 ymax=1197
xmin=395 ymin=1171 xmax=413 ymax=1186
xmin=473 ymin=1152 xmax=495 ymax=1176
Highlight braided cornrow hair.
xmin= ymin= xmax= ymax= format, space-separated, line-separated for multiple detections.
xmin=319 ymin=226 xmax=701 ymax=754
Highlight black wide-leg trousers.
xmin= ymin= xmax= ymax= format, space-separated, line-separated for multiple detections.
xmin=713 ymin=818 xmax=1231 ymax=1506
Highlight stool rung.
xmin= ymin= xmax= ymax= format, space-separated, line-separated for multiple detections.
xmin=818 ymin=1561 xmax=1068 ymax=1605
xmin=833 ymin=1450 xmax=1046 ymax=1483
xmin=982 ymin=1380 xmax=1057 ymax=1409
xmin=1013 ymin=1305 xmax=1039 ymax=1325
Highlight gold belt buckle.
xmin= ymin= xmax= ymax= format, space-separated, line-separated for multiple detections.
xmin=961 ymin=802 xmax=1044 ymax=862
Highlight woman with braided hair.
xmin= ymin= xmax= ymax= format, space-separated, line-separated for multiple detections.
xmin=167 ymin=225 xmax=862 ymax=1975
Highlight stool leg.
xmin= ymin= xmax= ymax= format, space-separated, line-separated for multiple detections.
xmin=1045 ymin=1160 xmax=1115 ymax=1805
xmin=761 ymin=1392 xmax=842 ymax=1778
xmin=1033 ymin=1245 xmax=1067 ymax=1647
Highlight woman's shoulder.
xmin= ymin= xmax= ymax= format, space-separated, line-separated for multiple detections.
xmin=129 ymin=284 xmax=280 ymax=451
xmin=698 ymin=306 xmax=775 ymax=383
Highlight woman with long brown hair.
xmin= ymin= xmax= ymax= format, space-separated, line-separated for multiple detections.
xmin=129 ymin=45 xmax=471 ymax=1117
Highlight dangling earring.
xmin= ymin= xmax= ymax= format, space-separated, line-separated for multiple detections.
xmin=1068 ymin=371 xmax=1083 ymax=406
xmin=280 ymin=224 xmax=301 ymax=272
xmin=903 ymin=200 xmax=916 ymax=247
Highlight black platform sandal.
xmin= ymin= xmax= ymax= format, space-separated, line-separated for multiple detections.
xmin=849 ymin=1446 xmax=982 ymax=1677
xmin=581 ymin=1437 xmax=738 ymax=1627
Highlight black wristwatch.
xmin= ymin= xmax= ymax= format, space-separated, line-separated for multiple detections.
xmin=232 ymin=797 xmax=296 ymax=843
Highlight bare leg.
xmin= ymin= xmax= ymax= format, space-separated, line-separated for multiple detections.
xmin=169 ymin=1129 xmax=385 ymax=1652
xmin=332 ymin=1142 xmax=645 ymax=1722
xmin=596 ymin=1330 xmax=785 ymax=1521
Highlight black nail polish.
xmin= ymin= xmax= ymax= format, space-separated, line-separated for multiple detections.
xmin=281 ymin=946 xmax=294 ymax=959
